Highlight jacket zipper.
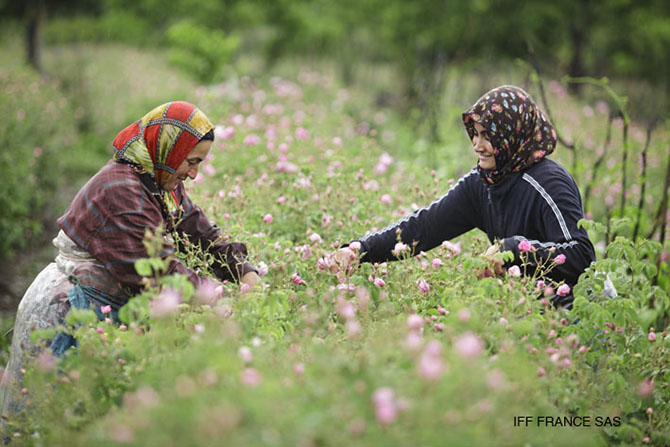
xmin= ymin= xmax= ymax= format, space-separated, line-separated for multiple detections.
xmin=487 ymin=187 xmax=505 ymax=238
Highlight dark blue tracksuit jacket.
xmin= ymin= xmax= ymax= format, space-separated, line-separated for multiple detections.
xmin=357 ymin=158 xmax=595 ymax=308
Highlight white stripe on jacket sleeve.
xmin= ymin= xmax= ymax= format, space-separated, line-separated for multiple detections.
xmin=522 ymin=173 xmax=572 ymax=241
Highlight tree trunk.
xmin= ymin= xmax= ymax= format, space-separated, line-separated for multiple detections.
xmin=568 ymin=25 xmax=585 ymax=95
xmin=568 ymin=0 xmax=590 ymax=95
xmin=26 ymin=0 xmax=47 ymax=72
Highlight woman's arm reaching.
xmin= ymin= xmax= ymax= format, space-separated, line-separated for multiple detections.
xmin=355 ymin=169 xmax=481 ymax=263
xmin=175 ymin=184 xmax=258 ymax=283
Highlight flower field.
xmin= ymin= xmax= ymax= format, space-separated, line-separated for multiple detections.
xmin=6 ymin=62 xmax=670 ymax=446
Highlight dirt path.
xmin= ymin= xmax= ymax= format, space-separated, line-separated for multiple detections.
xmin=0 ymin=221 xmax=59 ymax=313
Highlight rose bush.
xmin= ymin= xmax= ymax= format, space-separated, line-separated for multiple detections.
xmin=7 ymin=64 xmax=670 ymax=446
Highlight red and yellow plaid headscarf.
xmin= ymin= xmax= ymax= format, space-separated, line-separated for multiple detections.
xmin=113 ymin=101 xmax=214 ymax=211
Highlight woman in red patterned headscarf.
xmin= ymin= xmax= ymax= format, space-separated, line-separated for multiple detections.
xmin=0 ymin=102 xmax=259 ymax=416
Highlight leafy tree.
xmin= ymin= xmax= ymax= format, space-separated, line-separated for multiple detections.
xmin=166 ymin=20 xmax=240 ymax=83
xmin=0 ymin=0 xmax=105 ymax=71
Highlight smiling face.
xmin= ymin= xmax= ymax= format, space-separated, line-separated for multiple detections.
xmin=161 ymin=139 xmax=212 ymax=191
xmin=472 ymin=122 xmax=496 ymax=170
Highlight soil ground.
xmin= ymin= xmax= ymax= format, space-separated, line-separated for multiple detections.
xmin=0 ymin=220 xmax=59 ymax=313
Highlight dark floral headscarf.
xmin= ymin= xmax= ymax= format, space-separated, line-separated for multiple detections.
xmin=462 ymin=85 xmax=557 ymax=184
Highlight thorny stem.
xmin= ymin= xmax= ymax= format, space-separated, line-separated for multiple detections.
xmin=521 ymin=249 xmax=561 ymax=291
xmin=563 ymin=77 xmax=631 ymax=126
xmin=563 ymin=76 xmax=631 ymax=220
xmin=619 ymin=122 xmax=629 ymax=217
xmin=651 ymin=139 xmax=670 ymax=286
xmin=523 ymin=43 xmax=576 ymax=163
xmin=648 ymin=136 xmax=670 ymax=240
xmin=583 ymin=113 xmax=614 ymax=211
xmin=633 ymin=122 xmax=657 ymax=241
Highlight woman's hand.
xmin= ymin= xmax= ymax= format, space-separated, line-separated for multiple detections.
xmin=480 ymin=243 xmax=504 ymax=278
xmin=332 ymin=247 xmax=358 ymax=273
xmin=241 ymin=271 xmax=261 ymax=292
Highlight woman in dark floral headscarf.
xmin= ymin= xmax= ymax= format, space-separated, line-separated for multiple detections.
xmin=462 ymin=85 xmax=558 ymax=184
xmin=336 ymin=85 xmax=595 ymax=309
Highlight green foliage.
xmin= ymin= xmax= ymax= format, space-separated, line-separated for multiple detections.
xmin=44 ymin=12 xmax=152 ymax=44
xmin=41 ymin=43 xmax=197 ymax=140
xmin=166 ymin=20 xmax=240 ymax=83
xmin=4 ymin=63 xmax=668 ymax=445
xmin=0 ymin=66 xmax=76 ymax=257
xmin=0 ymin=39 xmax=199 ymax=258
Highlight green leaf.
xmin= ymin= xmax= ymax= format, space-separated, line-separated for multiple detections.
xmin=644 ymin=263 xmax=657 ymax=279
xmin=65 ymin=309 xmax=98 ymax=327
xmin=511 ymin=320 xmax=534 ymax=336
xmin=135 ymin=258 xmax=153 ymax=277
xmin=160 ymin=274 xmax=195 ymax=302
xmin=119 ymin=295 xmax=150 ymax=324
xmin=606 ymin=372 xmax=626 ymax=394
xmin=637 ymin=309 xmax=657 ymax=331
xmin=30 ymin=327 xmax=59 ymax=345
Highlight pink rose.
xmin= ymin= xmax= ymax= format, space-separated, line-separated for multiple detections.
xmin=295 ymin=127 xmax=309 ymax=140
xmin=336 ymin=297 xmax=356 ymax=320
xmin=244 ymin=134 xmax=260 ymax=146
xmin=380 ymin=194 xmax=392 ymax=204
xmin=150 ymin=288 xmax=181 ymax=317
xmin=291 ymin=273 xmax=307 ymax=286
xmin=203 ymin=164 xmax=216 ymax=176
xmin=441 ymin=240 xmax=461 ymax=256
xmin=407 ymin=314 xmax=423 ymax=330
xmin=238 ymin=346 xmax=252 ymax=363
xmin=554 ymin=254 xmax=566 ymax=265
xmin=556 ymin=284 xmax=571 ymax=297
xmin=416 ymin=278 xmax=430 ymax=294
xmin=346 ymin=320 xmax=362 ymax=336
xmin=637 ymin=379 xmax=653 ymax=397
xmin=454 ymin=332 xmax=483 ymax=359
xmin=418 ymin=341 xmax=444 ymax=381
xmin=371 ymin=388 xmax=397 ymax=425
xmin=241 ymin=368 xmax=262 ymax=387
xmin=257 ymin=261 xmax=269 ymax=277
xmin=518 ymin=240 xmax=532 ymax=252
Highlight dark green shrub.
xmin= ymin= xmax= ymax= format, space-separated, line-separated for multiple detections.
xmin=0 ymin=67 xmax=77 ymax=257
xmin=44 ymin=12 xmax=153 ymax=45
xmin=166 ymin=20 xmax=240 ymax=83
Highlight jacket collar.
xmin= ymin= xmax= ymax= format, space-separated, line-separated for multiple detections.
xmin=487 ymin=169 xmax=523 ymax=199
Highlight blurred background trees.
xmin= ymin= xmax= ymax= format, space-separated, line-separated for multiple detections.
xmin=3 ymin=0 xmax=666 ymax=135
xmin=2 ymin=0 xmax=667 ymax=99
